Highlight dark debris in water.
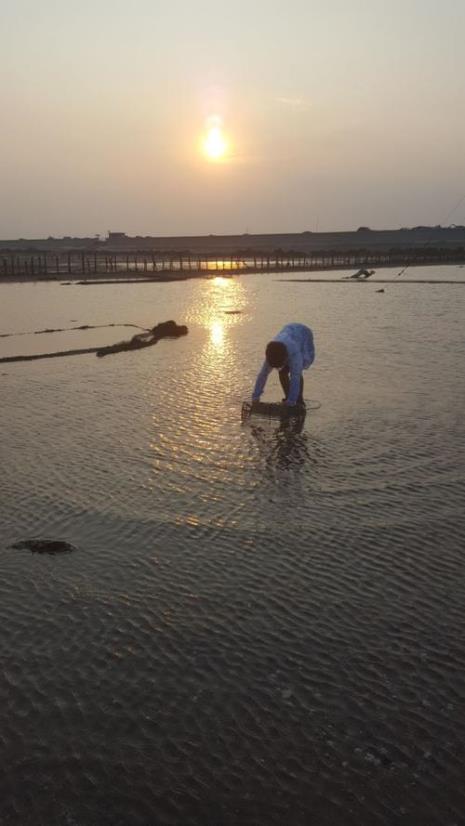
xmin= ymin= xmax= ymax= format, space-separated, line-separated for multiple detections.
xmin=0 ymin=320 xmax=187 ymax=364
xmin=11 ymin=538 xmax=77 ymax=555
xmin=96 ymin=320 xmax=188 ymax=357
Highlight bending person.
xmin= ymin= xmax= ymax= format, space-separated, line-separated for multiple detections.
xmin=252 ymin=323 xmax=315 ymax=406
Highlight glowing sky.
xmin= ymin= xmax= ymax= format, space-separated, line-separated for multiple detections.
xmin=1 ymin=0 xmax=465 ymax=237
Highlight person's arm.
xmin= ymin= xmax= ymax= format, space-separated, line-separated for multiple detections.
xmin=252 ymin=361 xmax=271 ymax=401
xmin=286 ymin=353 xmax=303 ymax=404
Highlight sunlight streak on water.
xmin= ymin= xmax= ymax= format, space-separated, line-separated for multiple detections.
xmin=210 ymin=319 xmax=225 ymax=347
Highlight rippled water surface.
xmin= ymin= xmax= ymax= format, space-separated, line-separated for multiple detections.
xmin=1 ymin=270 xmax=465 ymax=825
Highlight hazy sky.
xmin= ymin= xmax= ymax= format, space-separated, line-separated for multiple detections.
xmin=2 ymin=0 xmax=465 ymax=237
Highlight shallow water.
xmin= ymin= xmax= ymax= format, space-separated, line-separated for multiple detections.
xmin=1 ymin=269 xmax=465 ymax=825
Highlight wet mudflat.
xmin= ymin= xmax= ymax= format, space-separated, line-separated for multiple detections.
xmin=1 ymin=268 xmax=465 ymax=825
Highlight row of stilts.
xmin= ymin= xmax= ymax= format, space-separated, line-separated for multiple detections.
xmin=1 ymin=248 xmax=464 ymax=278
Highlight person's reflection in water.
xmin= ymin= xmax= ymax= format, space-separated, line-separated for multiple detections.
xmin=250 ymin=415 xmax=315 ymax=471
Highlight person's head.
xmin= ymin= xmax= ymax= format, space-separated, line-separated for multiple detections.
xmin=265 ymin=340 xmax=287 ymax=369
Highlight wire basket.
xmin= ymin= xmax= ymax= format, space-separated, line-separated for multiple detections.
xmin=241 ymin=401 xmax=306 ymax=422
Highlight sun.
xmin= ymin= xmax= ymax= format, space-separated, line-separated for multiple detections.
xmin=204 ymin=126 xmax=227 ymax=160
xmin=202 ymin=117 xmax=229 ymax=162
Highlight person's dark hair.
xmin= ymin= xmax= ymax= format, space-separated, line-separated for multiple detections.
xmin=266 ymin=341 xmax=287 ymax=368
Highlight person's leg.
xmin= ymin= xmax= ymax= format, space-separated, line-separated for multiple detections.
xmin=298 ymin=375 xmax=304 ymax=405
xmin=279 ymin=366 xmax=290 ymax=400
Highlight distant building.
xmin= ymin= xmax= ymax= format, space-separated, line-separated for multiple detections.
xmin=107 ymin=232 xmax=128 ymax=242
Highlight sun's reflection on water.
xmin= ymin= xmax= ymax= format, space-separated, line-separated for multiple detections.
xmin=184 ymin=274 xmax=248 ymax=335
xmin=212 ymin=275 xmax=232 ymax=284
xmin=198 ymin=278 xmax=247 ymax=368
xmin=210 ymin=320 xmax=225 ymax=348
xmin=147 ymin=276 xmax=249 ymax=503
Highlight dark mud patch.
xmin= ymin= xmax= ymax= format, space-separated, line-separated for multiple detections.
xmin=11 ymin=538 xmax=77 ymax=555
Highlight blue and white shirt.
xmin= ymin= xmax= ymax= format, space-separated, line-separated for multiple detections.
xmin=252 ymin=323 xmax=315 ymax=405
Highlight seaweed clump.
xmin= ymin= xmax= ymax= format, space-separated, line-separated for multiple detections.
xmin=96 ymin=320 xmax=188 ymax=358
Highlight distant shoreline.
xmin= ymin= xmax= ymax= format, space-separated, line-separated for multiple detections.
xmin=2 ymin=225 xmax=465 ymax=255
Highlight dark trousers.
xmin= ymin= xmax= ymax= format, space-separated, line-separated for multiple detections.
xmin=279 ymin=366 xmax=304 ymax=404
